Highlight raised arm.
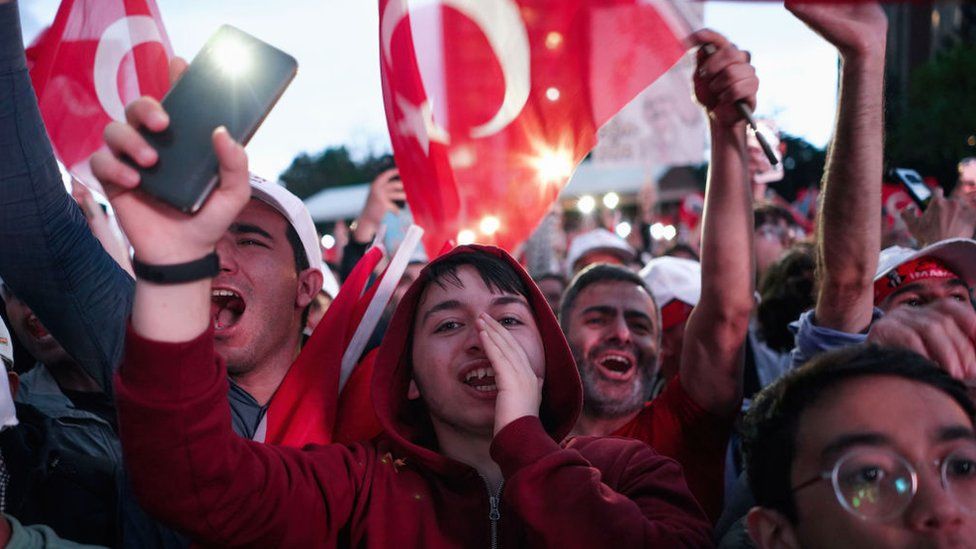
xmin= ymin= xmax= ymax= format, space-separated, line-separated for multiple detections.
xmin=0 ymin=0 xmax=133 ymax=393
xmin=98 ymin=96 xmax=362 ymax=545
xmin=679 ymin=30 xmax=757 ymax=417
xmin=787 ymin=1 xmax=888 ymax=333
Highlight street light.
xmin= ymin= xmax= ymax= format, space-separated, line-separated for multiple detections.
xmin=577 ymin=195 xmax=595 ymax=214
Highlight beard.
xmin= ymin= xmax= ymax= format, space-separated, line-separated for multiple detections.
xmin=572 ymin=341 xmax=658 ymax=420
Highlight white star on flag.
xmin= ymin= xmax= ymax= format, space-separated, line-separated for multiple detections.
xmin=395 ymin=94 xmax=450 ymax=155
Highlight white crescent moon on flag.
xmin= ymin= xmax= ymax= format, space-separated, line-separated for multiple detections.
xmin=381 ymin=0 xmax=530 ymax=140
xmin=93 ymin=16 xmax=165 ymax=122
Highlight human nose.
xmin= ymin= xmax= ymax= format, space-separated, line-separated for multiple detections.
xmin=215 ymin=236 xmax=237 ymax=274
xmin=904 ymin=468 xmax=966 ymax=533
xmin=464 ymin=320 xmax=484 ymax=355
xmin=606 ymin=314 xmax=632 ymax=344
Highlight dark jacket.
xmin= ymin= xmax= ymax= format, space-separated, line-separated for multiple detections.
xmin=1 ymin=403 xmax=115 ymax=546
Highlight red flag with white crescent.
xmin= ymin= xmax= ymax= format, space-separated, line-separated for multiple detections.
xmin=379 ymin=0 xmax=693 ymax=256
xmin=27 ymin=0 xmax=172 ymax=192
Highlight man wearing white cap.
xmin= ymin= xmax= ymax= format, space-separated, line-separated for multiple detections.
xmin=0 ymin=9 xmax=330 ymax=542
xmin=0 ymin=11 xmax=326 ymax=440
xmin=565 ymin=228 xmax=636 ymax=277
xmin=794 ymin=237 xmax=976 ymax=375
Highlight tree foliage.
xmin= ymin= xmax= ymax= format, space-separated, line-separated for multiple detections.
xmin=279 ymin=146 xmax=393 ymax=200
xmin=886 ymin=42 xmax=976 ymax=188
xmin=770 ymin=134 xmax=827 ymax=202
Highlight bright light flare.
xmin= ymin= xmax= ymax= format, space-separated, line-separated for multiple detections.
xmin=457 ymin=229 xmax=476 ymax=245
xmin=615 ymin=221 xmax=632 ymax=239
xmin=603 ymin=192 xmax=620 ymax=210
xmin=651 ymin=223 xmax=678 ymax=241
xmin=211 ymin=37 xmax=252 ymax=78
xmin=545 ymin=87 xmax=561 ymax=102
xmin=545 ymin=31 xmax=564 ymax=50
xmin=577 ymin=195 xmax=596 ymax=214
xmin=479 ymin=215 xmax=500 ymax=236
xmin=320 ymin=234 xmax=336 ymax=250
xmin=530 ymin=147 xmax=574 ymax=186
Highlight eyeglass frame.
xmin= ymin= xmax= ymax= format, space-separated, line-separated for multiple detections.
xmin=790 ymin=445 xmax=976 ymax=522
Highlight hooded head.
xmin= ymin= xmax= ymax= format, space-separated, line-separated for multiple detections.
xmin=371 ymin=245 xmax=582 ymax=469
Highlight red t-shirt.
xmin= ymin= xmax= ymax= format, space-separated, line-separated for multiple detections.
xmin=612 ymin=376 xmax=733 ymax=521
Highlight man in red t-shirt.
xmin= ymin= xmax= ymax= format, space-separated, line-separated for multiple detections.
xmin=561 ymin=28 xmax=757 ymax=522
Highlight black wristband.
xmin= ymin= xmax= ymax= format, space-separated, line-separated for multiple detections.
xmin=132 ymin=252 xmax=220 ymax=284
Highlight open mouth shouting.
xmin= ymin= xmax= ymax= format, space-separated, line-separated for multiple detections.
xmin=592 ymin=350 xmax=637 ymax=382
xmin=458 ymin=362 xmax=498 ymax=398
xmin=211 ymin=288 xmax=247 ymax=331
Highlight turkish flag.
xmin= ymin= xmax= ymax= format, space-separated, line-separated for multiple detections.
xmin=27 ymin=0 xmax=172 ymax=191
xmin=265 ymin=247 xmax=385 ymax=447
xmin=379 ymin=0 xmax=690 ymax=255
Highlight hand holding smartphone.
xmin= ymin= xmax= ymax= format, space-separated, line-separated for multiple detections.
xmin=892 ymin=167 xmax=933 ymax=210
xmin=134 ymin=25 xmax=297 ymax=213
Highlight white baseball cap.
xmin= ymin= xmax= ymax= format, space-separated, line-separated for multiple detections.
xmin=248 ymin=174 xmax=324 ymax=292
xmin=875 ymin=238 xmax=976 ymax=288
xmin=639 ymin=256 xmax=701 ymax=308
xmin=565 ymin=228 xmax=635 ymax=276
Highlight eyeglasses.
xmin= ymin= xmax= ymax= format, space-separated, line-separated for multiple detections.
xmin=792 ymin=445 xmax=976 ymax=522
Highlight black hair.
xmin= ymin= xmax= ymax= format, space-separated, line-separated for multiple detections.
xmin=425 ymin=251 xmax=530 ymax=300
xmin=742 ymin=344 xmax=976 ymax=522
xmin=662 ymin=243 xmax=700 ymax=262
xmin=757 ymin=243 xmax=816 ymax=352
xmin=559 ymin=263 xmax=655 ymax=332
xmin=533 ymin=273 xmax=566 ymax=286
xmin=754 ymin=202 xmax=797 ymax=230
xmin=284 ymin=223 xmax=313 ymax=329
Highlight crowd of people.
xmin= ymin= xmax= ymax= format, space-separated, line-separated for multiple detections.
xmin=1 ymin=0 xmax=976 ymax=547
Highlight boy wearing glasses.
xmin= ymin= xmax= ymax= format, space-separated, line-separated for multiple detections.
xmin=742 ymin=344 xmax=976 ymax=548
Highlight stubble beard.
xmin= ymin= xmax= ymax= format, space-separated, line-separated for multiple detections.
xmin=573 ymin=344 xmax=657 ymax=420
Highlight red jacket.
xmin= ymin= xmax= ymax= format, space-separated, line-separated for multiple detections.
xmin=115 ymin=245 xmax=713 ymax=547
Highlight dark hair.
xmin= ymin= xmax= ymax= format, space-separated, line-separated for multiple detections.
xmin=662 ymin=243 xmax=700 ymax=262
xmin=533 ymin=273 xmax=566 ymax=286
xmin=284 ymin=223 xmax=313 ymax=329
xmin=757 ymin=243 xmax=816 ymax=352
xmin=425 ymin=251 xmax=530 ymax=300
xmin=754 ymin=202 xmax=797 ymax=230
xmin=742 ymin=344 xmax=976 ymax=522
xmin=559 ymin=264 xmax=654 ymax=331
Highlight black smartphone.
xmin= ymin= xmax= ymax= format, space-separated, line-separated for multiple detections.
xmin=135 ymin=25 xmax=297 ymax=213
xmin=893 ymin=167 xmax=933 ymax=209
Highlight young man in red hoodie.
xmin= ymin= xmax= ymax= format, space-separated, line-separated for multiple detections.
xmin=98 ymin=104 xmax=713 ymax=545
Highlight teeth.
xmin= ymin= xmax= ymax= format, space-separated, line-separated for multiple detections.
xmin=212 ymin=289 xmax=239 ymax=298
xmin=464 ymin=367 xmax=495 ymax=381
xmin=474 ymin=384 xmax=497 ymax=392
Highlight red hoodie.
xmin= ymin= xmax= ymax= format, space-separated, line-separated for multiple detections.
xmin=115 ymin=245 xmax=713 ymax=547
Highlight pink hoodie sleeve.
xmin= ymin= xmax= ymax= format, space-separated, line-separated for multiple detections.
xmin=491 ymin=416 xmax=714 ymax=548
xmin=115 ymin=325 xmax=367 ymax=547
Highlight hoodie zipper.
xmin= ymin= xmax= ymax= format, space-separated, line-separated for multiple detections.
xmin=480 ymin=475 xmax=504 ymax=549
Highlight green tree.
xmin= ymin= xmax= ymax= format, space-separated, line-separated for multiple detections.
xmin=886 ymin=42 xmax=976 ymax=188
xmin=279 ymin=146 xmax=393 ymax=200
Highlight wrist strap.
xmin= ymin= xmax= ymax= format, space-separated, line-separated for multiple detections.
xmin=132 ymin=252 xmax=220 ymax=284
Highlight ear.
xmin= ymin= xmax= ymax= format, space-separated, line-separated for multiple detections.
xmin=6 ymin=372 xmax=18 ymax=401
xmin=746 ymin=506 xmax=801 ymax=549
xmin=407 ymin=379 xmax=420 ymax=400
xmin=296 ymin=269 xmax=325 ymax=309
